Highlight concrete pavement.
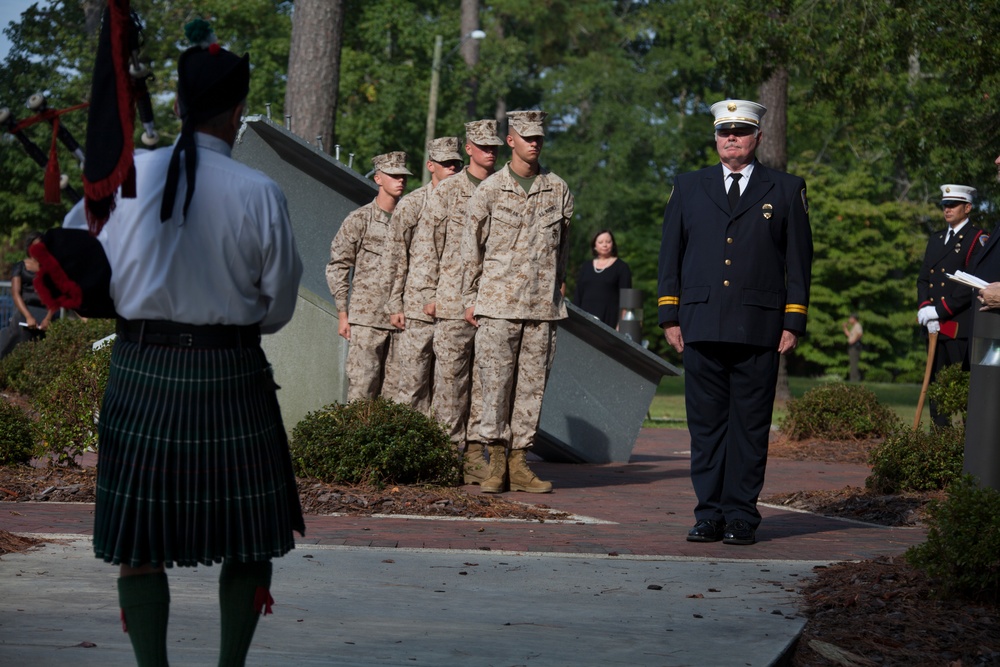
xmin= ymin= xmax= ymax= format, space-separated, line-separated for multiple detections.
xmin=0 ymin=428 xmax=925 ymax=666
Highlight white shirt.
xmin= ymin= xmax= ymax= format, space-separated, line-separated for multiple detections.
xmin=945 ymin=219 xmax=969 ymax=244
xmin=722 ymin=161 xmax=755 ymax=196
xmin=64 ymin=133 xmax=302 ymax=334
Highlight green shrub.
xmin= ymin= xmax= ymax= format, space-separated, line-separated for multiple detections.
xmin=290 ymin=397 xmax=461 ymax=487
xmin=0 ymin=318 xmax=116 ymax=399
xmin=863 ymin=368 xmax=892 ymax=383
xmin=779 ymin=382 xmax=899 ymax=441
xmin=866 ymin=425 xmax=965 ymax=493
xmin=0 ymin=401 xmax=34 ymax=466
xmin=31 ymin=340 xmax=113 ymax=467
xmin=906 ymin=476 xmax=1000 ymax=602
xmin=926 ymin=363 xmax=968 ymax=427
xmin=894 ymin=370 xmax=925 ymax=384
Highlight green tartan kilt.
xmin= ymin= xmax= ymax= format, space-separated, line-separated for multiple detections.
xmin=93 ymin=339 xmax=305 ymax=568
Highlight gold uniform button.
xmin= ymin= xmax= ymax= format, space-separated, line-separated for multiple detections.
xmin=723 ymin=280 xmax=730 ymax=287
xmin=726 ymin=237 xmax=733 ymax=244
xmin=725 ymin=259 xmax=732 ymax=266
xmin=941 ymin=282 xmax=945 ymax=287
xmin=930 ymin=269 xmax=935 ymax=274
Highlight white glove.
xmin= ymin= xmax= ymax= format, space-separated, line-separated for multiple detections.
xmin=927 ymin=320 xmax=940 ymax=334
xmin=917 ymin=305 xmax=938 ymax=326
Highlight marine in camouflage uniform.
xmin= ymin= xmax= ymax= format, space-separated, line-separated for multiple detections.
xmin=461 ymin=110 xmax=574 ymax=494
xmin=326 ymin=152 xmax=410 ymax=402
xmin=414 ymin=119 xmax=504 ymax=484
xmin=382 ymin=137 xmax=463 ymax=414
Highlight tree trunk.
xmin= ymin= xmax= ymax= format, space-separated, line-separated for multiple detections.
xmin=81 ymin=0 xmax=103 ymax=37
xmin=285 ymin=0 xmax=344 ymax=154
xmin=759 ymin=67 xmax=793 ymax=402
xmin=460 ymin=0 xmax=481 ymax=119
xmin=758 ymin=69 xmax=788 ymax=171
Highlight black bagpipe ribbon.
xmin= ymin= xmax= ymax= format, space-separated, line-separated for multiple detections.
xmin=81 ymin=0 xmax=137 ymax=236
xmin=26 ymin=1 xmax=141 ymax=318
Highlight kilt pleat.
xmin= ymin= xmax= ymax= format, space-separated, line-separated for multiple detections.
xmin=93 ymin=339 xmax=305 ymax=568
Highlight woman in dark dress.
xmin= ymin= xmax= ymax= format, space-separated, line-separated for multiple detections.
xmin=0 ymin=231 xmax=58 ymax=358
xmin=575 ymin=229 xmax=632 ymax=328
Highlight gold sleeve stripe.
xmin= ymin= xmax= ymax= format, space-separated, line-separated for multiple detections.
xmin=658 ymin=296 xmax=679 ymax=306
xmin=785 ymin=304 xmax=808 ymax=315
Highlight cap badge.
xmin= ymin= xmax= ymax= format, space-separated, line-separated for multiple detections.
xmin=727 ymin=102 xmax=737 ymax=112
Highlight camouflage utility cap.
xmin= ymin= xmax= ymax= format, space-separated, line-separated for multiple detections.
xmin=465 ymin=119 xmax=504 ymax=146
xmin=372 ymin=152 xmax=413 ymax=176
xmin=428 ymin=136 xmax=463 ymax=163
xmin=507 ymin=110 xmax=547 ymax=137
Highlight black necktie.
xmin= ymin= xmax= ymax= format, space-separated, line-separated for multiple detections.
xmin=728 ymin=173 xmax=742 ymax=211
xmin=945 ymin=230 xmax=953 ymax=246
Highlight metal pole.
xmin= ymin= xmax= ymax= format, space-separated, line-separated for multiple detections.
xmin=423 ymin=34 xmax=443 ymax=186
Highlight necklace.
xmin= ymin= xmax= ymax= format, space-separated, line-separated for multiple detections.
xmin=593 ymin=258 xmax=613 ymax=274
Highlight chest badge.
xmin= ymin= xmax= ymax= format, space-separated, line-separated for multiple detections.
xmin=762 ymin=203 xmax=773 ymax=220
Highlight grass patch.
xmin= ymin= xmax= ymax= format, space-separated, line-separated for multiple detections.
xmin=645 ymin=375 xmax=923 ymax=429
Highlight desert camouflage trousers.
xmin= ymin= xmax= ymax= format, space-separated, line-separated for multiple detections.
xmin=382 ymin=319 xmax=434 ymax=415
xmin=346 ymin=324 xmax=395 ymax=403
xmin=431 ymin=318 xmax=483 ymax=447
xmin=474 ymin=317 xmax=556 ymax=451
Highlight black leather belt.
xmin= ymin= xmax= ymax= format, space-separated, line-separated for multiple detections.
xmin=116 ymin=319 xmax=260 ymax=349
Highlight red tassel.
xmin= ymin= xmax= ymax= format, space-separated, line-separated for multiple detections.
xmin=253 ymin=587 xmax=274 ymax=616
xmin=44 ymin=118 xmax=62 ymax=204
xmin=28 ymin=239 xmax=83 ymax=310
xmin=121 ymin=608 xmax=128 ymax=633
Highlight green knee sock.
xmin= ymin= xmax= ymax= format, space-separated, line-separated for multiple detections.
xmin=118 ymin=572 xmax=170 ymax=667
xmin=218 ymin=560 xmax=273 ymax=667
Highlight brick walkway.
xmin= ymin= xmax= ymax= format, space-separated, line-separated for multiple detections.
xmin=2 ymin=428 xmax=925 ymax=562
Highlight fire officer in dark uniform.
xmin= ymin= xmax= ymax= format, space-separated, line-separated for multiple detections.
xmin=916 ymin=184 xmax=984 ymax=426
xmin=658 ymin=99 xmax=813 ymax=546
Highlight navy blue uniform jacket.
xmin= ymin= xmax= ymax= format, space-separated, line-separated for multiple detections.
xmin=916 ymin=223 xmax=984 ymax=340
xmin=969 ymin=226 xmax=1000 ymax=283
xmin=657 ymin=163 xmax=813 ymax=346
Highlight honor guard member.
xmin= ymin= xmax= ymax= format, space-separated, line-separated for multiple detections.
xmin=658 ymin=99 xmax=813 ymax=545
xmin=382 ymin=136 xmax=463 ymax=413
xmin=72 ymin=20 xmax=305 ymax=666
xmin=971 ymin=155 xmax=1000 ymax=304
xmin=461 ymin=110 xmax=573 ymax=494
xmin=916 ymin=184 xmax=984 ymax=425
xmin=327 ymin=152 xmax=410 ymax=401
xmin=414 ymin=119 xmax=504 ymax=483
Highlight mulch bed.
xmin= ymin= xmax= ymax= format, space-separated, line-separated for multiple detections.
xmin=2 ymin=434 xmax=998 ymax=665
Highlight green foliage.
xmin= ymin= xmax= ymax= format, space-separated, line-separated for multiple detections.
xmin=290 ymin=397 xmax=461 ymax=487
xmin=4 ymin=0 xmax=1000 ymax=382
xmin=32 ymin=341 xmax=113 ymax=467
xmin=779 ymin=382 xmax=900 ymax=441
xmin=0 ymin=318 xmax=116 ymax=399
xmin=906 ymin=476 xmax=1000 ymax=602
xmin=867 ymin=425 xmax=965 ymax=493
xmin=0 ymin=401 xmax=34 ymax=466
xmin=788 ymin=157 xmax=931 ymax=381
xmin=926 ymin=363 xmax=969 ymax=426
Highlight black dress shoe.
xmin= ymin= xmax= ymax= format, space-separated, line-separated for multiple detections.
xmin=686 ymin=519 xmax=725 ymax=542
xmin=723 ymin=519 xmax=756 ymax=545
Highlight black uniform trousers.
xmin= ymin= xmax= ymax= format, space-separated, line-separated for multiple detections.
xmin=684 ymin=341 xmax=779 ymax=528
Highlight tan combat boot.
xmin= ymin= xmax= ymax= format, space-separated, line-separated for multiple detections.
xmin=462 ymin=443 xmax=489 ymax=485
xmin=479 ymin=445 xmax=508 ymax=493
xmin=507 ymin=449 xmax=552 ymax=493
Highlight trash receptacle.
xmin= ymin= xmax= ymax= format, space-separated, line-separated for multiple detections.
xmin=964 ymin=309 xmax=1000 ymax=490
xmin=618 ymin=288 xmax=643 ymax=343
